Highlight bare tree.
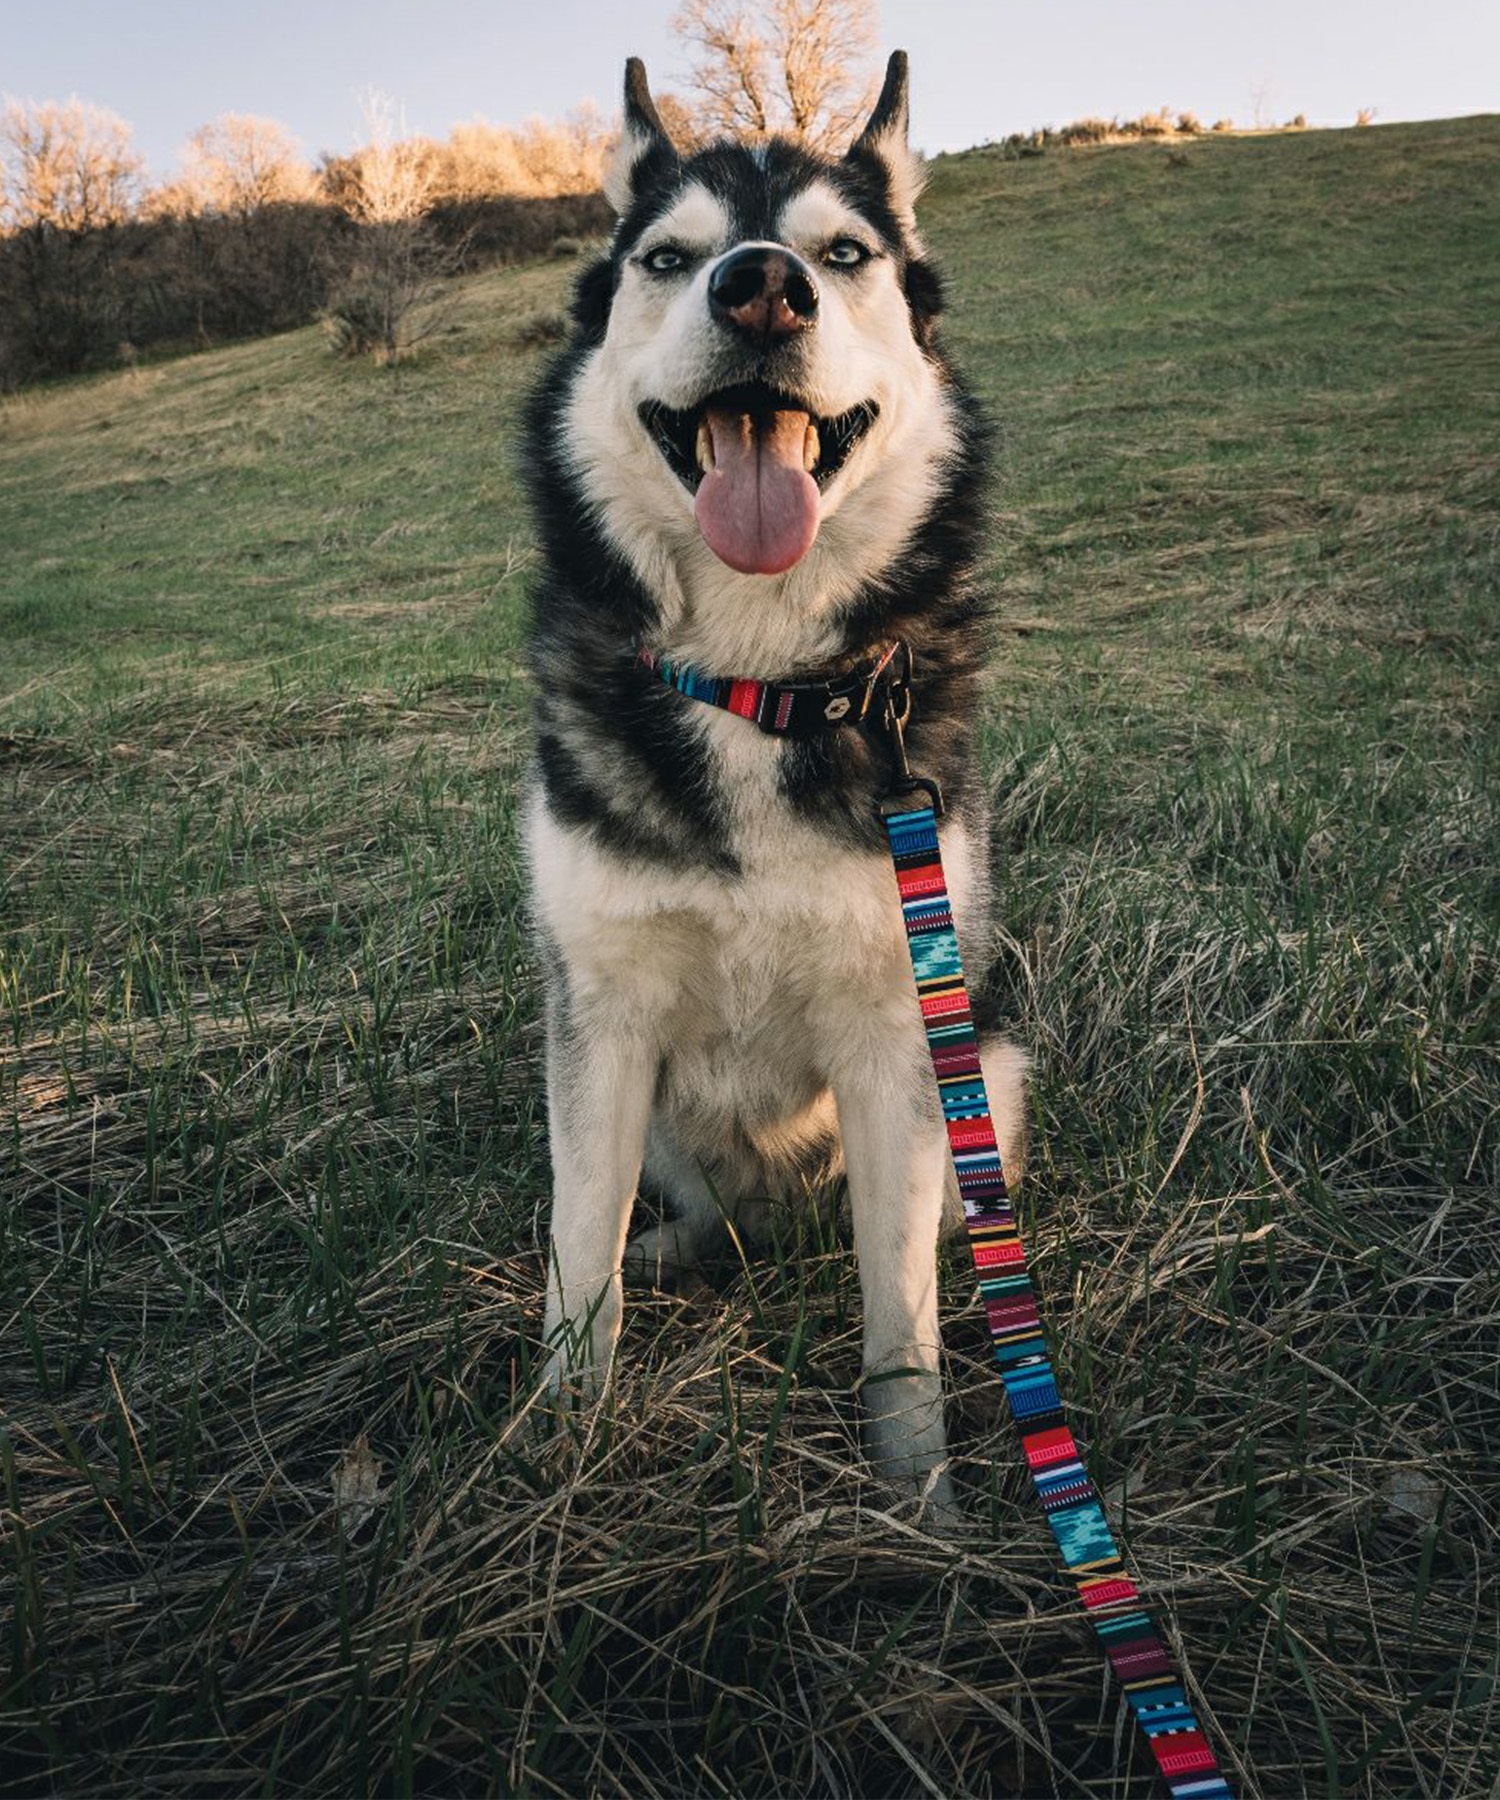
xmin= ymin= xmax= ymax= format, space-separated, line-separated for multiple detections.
xmin=325 ymin=91 xmax=456 ymax=364
xmin=671 ymin=0 xmax=879 ymax=150
xmin=0 ymin=98 xmax=144 ymax=380
xmin=174 ymin=114 xmax=317 ymax=218
xmin=674 ymin=2 xmax=772 ymax=137
xmin=134 ymin=114 xmax=326 ymax=353
xmin=436 ymin=106 xmax=610 ymax=203
xmin=649 ymin=89 xmax=707 ymax=153
xmin=0 ymin=97 xmax=142 ymax=231
xmin=340 ymin=90 xmax=437 ymax=226
xmin=442 ymin=122 xmax=531 ymax=202
xmin=515 ymin=102 xmax=613 ymax=194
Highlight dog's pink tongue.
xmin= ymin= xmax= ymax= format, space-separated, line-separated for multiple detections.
xmin=695 ymin=408 xmax=820 ymax=575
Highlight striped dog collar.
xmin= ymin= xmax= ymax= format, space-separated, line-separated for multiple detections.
xmin=638 ymin=639 xmax=903 ymax=736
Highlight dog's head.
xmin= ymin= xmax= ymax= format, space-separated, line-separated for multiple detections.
xmin=553 ymin=53 xmax=963 ymax=655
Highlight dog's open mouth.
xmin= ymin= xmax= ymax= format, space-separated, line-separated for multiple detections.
xmin=640 ymin=381 xmax=879 ymax=576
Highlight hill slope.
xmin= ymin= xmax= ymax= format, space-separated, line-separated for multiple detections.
xmin=2 ymin=117 xmax=1497 ymax=1798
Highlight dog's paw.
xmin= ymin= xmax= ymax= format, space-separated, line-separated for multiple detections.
xmin=623 ymin=1221 xmax=700 ymax=1290
xmin=541 ymin=1350 xmax=605 ymax=1405
xmin=861 ymin=1368 xmax=968 ymax=1532
xmin=906 ymin=1465 xmax=973 ymax=1538
xmin=539 ymin=1306 xmax=613 ymax=1411
xmin=878 ymin=1470 xmax=974 ymax=1539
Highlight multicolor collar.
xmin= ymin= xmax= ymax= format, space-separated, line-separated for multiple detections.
xmin=637 ymin=639 xmax=904 ymax=737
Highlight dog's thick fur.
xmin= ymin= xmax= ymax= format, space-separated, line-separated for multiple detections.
xmin=522 ymin=54 xmax=1025 ymax=1512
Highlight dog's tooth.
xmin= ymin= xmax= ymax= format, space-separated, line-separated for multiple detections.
xmin=696 ymin=419 xmax=714 ymax=473
xmin=803 ymin=422 xmax=821 ymax=473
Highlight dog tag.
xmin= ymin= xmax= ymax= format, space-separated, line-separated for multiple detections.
xmin=824 ymin=695 xmax=852 ymax=721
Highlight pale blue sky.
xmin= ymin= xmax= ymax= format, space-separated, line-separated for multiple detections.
xmin=6 ymin=0 xmax=1496 ymax=182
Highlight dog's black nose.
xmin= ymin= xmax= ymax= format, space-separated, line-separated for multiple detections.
xmin=708 ymin=245 xmax=819 ymax=344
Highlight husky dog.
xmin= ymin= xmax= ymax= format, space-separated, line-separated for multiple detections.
xmin=522 ymin=53 xmax=1025 ymax=1513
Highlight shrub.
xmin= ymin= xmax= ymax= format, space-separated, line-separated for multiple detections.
xmin=322 ymin=218 xmax=463 ymax=365
xmin=428 ymin=192 xmax=611 ymax=266
xmin=1058 ymin=116 xmax=1115 ymax=146
xmin=511 ymin=307 xmax=569 ymax=349
xmin=322 ymin=290 xmax=387 ymax=360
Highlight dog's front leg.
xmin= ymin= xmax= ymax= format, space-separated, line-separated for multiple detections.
xmin=541 ymin=995 xmax=656 ymax=1397
xmin=835 ymin=1059 xmax=956 ymax=1516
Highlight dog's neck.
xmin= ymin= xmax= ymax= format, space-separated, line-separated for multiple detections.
xmin=643 ymin=519 xmax=904 ymax=681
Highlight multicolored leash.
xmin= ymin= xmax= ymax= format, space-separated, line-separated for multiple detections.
xmin=640 ymin=637 xmax=1235 ymax=1797
xmin=884 ymin=797 xmax=1232 ymax=1797
xmin=877 ymin=671 xmax=1233 ymax=1798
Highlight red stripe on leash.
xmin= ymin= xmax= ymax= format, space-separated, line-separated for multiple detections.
xmin=1024 ymin=1426 xmax=1079 ymax=1470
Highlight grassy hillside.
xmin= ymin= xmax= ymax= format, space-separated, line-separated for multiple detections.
xmin=2 ymin=116 xmax=1497 ymax=1798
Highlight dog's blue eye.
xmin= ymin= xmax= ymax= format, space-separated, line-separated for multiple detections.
xmin=824 ymin=239 xmax=870 ymax=268
xmin=643 ymin=246 xmax=689 ymax=274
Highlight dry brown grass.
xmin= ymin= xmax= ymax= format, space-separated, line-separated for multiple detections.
xmin=3 ymin=685 xmax=1496 ymax=1796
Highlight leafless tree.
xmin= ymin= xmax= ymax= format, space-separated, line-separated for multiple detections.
xmin=340 ymin=90 xmax=437 ymax=226
xmin=171 ymin=113 xmax=317 ymax=218
xmin=441 ymin=122 xmax=532 ymax=202
xmin=325 ymin=91 xmax=458 ymax=364
xmin=649 ymin=90 xmax=707 ymax=153
xmin=671 ymin=0 xmax=880 ymax=151
xmin=432 ymin=105 xmax=611 ymax=204
xmin=516 ymin=103 xmax=613 ymax=194
xmin=0 ymin=98 xmax=145 ymax=381
xmin=0 ymin=97 xmax=142 ymax=231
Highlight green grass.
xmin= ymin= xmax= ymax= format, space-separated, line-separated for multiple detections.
xmin=2 ymin=116 xmax=1498 ymax=1797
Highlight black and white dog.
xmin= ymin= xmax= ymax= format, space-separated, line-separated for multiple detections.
xmin=523 ymin=53 xmax=1025 ymax=1513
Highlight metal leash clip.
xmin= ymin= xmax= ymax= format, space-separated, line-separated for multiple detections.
xmin=875 ymin=641 xmax=945 ymax=818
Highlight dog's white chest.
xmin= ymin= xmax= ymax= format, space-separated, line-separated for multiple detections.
xmin=525 ymin=711 xmax=948 ymax=1090
xmin=530 ymin=784 xmax=899 ymax=1014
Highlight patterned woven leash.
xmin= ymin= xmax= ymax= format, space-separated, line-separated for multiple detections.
xmin=640 ymin=637 xmax=1234 ymax=1795
xmin=878 ymin=682 xmax=1234 ymax=1797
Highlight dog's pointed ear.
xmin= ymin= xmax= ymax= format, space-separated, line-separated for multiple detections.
xmin=847 ymin=50 xmax=925 ymax=229
xmin=604 ymin=58 xmax=679 ymax=213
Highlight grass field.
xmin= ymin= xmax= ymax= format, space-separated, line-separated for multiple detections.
xmin=2 ymin=115 xmax=1498 ymax=1798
